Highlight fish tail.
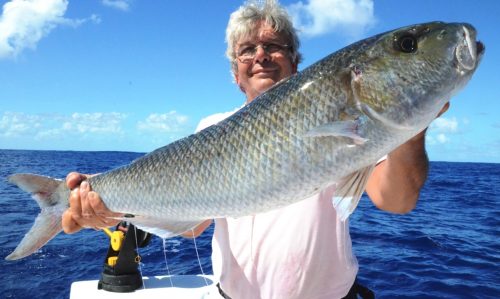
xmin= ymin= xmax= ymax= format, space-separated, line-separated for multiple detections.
xmin=5 ymin=174 xmax=69 ymax=260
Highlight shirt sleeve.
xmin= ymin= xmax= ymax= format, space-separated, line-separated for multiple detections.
xmin=195 ymin=106 xmax=242 ymax=133
xmin=377 ymin=155 xmax=387 ymax=164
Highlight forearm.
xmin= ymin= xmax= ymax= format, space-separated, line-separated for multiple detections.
xmin=366 ymin=131 xmax=429 ymax=213
xmin=180 ymin=220 xmax=213 ymax=238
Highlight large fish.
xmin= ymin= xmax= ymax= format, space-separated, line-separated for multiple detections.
xmin=6 ymin=22 xmax=484 ymax=260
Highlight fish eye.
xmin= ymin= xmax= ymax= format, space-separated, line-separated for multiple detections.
xmin=396 ymin=34 xmax=418 ymax=53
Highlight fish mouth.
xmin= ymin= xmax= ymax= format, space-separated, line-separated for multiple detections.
xmin=456 ymin=25 xmax=485 ymax=71
xmin=476 ymin=40 xmax=485 ymax=59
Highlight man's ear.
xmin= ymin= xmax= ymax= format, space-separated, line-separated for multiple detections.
xmin=292 ymin=62 xmax=298 ymax=74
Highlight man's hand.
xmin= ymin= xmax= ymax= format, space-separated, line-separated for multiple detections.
xmin=62 ymin=172 xmax=123 ymax=234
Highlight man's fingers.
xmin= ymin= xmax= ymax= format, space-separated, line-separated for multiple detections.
xmin=86 ymin=191 xmax=119 ymax=227
xmin=88 ymin=191 xmax=123 ymax=226
xmin=69 ymin=188 xmax=82 ymax=220
xmin=66 ymin=172 xmax=89 ymax=189
xmin=67 ymin=183 xmax=104 ymax=228
xmin=80 ymin=181 xmax=94 ymax=219
xmin=64 ymin=172 xmax=121 ymax=230
xmin=62 ymin=210 xmax=82 ymax=234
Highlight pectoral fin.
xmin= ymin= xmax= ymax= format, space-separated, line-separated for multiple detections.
xmin=332 ymin=165 xmax=375 ymax=221
xmin=304 ymin=120 xmax=368 ymax=145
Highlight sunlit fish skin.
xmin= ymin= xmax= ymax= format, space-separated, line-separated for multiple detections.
xmin=6 ymin=22 xmax=484 ymax=260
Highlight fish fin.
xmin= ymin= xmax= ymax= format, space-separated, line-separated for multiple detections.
xmin=332 ymin=165 xmax=375 ymax=221
xmin=304 ymin=120 xmax=368 ymax=145
xmin=6 ymin=174 xmax=68 ymax=260
xmin=129 ymin=216 xmax=205 ymax=239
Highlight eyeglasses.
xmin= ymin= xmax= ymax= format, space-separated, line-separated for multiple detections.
xmin=236 ymin=42 xmax=290 ymax=64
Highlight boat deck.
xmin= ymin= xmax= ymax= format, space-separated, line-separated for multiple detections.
xmin=70 ymin=275 xmax=219 ymax=299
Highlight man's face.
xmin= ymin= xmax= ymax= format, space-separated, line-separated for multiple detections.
xmin=234 ymin=22 xmax=297 ymax=103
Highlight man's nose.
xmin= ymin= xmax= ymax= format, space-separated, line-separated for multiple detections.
xmin=254 ymin=46 xmax=270 ymax=63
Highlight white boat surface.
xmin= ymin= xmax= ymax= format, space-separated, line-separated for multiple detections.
xmin=70 ymin=274 xmax=222 ymax=299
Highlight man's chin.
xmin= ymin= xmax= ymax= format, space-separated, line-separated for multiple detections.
xmin=253 ymin=79 xmax=277 ymax=94
xmin=254 ymin=75 xmax=278 ymax=85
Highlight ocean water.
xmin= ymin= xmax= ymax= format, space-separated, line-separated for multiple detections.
xmin=0 ymin=149 xmax=498 ymax=298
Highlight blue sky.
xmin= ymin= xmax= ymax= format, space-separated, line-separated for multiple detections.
xmin=0 ymin=0 xmax=498 ymax=163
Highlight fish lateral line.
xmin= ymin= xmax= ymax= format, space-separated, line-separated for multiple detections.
xmin=304 ymin=120 xmax=369 ymax=145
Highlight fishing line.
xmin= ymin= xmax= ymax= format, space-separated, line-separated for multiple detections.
xmin=191 ymin=229 xmax=210 ymax=287
xmin=162 ymin=238 xmax=175 ymax=288
xmin=133 ymin=224 xmax=146 ymax=290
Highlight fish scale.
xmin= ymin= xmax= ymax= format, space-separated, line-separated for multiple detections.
xmin=6 ymin=22 xmax=484 ymax=260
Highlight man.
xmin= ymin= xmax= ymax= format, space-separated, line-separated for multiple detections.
xmin=62 ymin=1 xmax=448 ymax=298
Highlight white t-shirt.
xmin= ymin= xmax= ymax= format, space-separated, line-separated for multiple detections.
xmin=197 ymin=108 xmax=358 ymax=299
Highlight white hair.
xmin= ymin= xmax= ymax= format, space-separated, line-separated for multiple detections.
xmin=226 ymin=0 xmax=302 ymax=74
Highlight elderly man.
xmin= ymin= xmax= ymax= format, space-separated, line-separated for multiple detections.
xmin=63 ymin=1 xmax=448 ymax=298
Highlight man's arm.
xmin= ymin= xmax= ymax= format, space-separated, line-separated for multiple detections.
xmin=365 ymin=102 xmax=450 ymax=214
xmin=366 ymin=131 xmax=428 ymax=213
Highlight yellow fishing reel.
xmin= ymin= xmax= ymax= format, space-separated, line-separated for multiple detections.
xmin=103 ymin=228 xmax=125 ymax=252
xmin=102 ymin=228 xmax=125 ymax=266
xmin=98 ymin=223 xmax=152 ymax=292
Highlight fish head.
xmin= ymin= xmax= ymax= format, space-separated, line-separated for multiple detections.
xmin=350 ymin=22 xmax=484 ymax=131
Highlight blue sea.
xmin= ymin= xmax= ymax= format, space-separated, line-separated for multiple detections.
xmin=0 ymin=149 xmax=498 ymax=298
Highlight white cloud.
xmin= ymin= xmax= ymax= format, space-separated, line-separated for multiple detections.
xmin=436 ymin=133 xmax=449 ymax=144
xmin=0 ymin=112 xmax=42 ymax=136
xmin=427 ymin=117 xmax=460 ymax=145
xmin=426 ymin=135 xmax=446 ymax=146
xmin=89 ymin=14 xmax=102 ymax=24
xmin=430 ymin=117 xmax=458 ymax=133
xmin=57 ymin=13 xmax=102 ymax=28
xmin=63 ymin=112 xmax=127 ymax=134
xmin=0 ymin=0 xmax=101 ymax=59
xmin=0 ymin=111 xmax=127 ymax=139
xmin=137 ymin=111 xmax=189 ymax=133
xmin=0 ymin=0 xmax=68 ymax=58
xmin=102 ymin=0 xmax=131 ymax=11
xmin=287 ymin=0 xmax=375 ymax=37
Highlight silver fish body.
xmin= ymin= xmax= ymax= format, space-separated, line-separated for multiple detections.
xmin=7 ymin=22 xmax=484 ymax=260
